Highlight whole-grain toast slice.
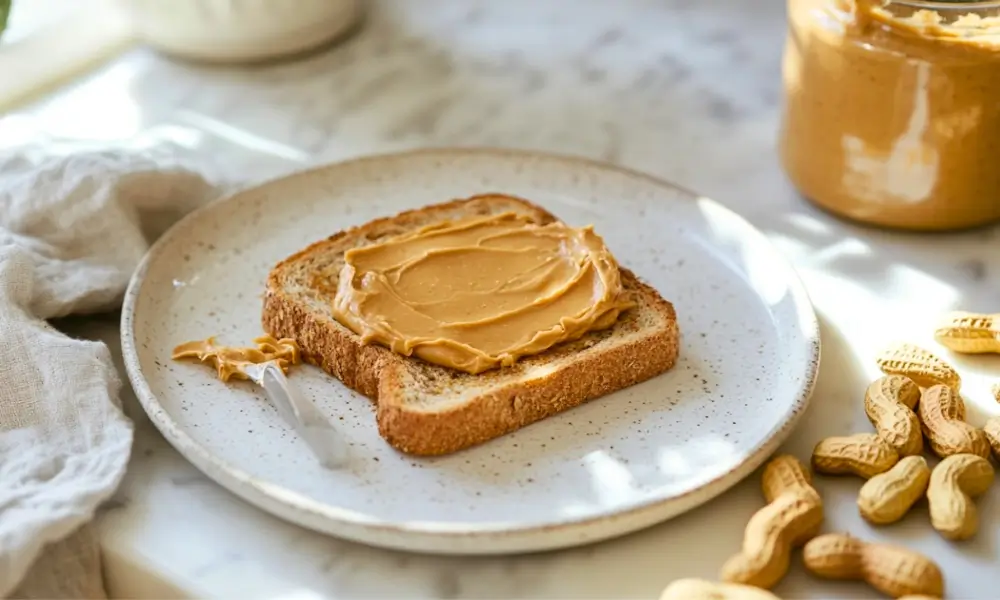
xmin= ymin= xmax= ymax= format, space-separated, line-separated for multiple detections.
xmin=262 ymin=194 xmax=680 ymax=456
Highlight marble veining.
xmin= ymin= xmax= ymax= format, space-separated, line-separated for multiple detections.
xmin=18 ymin=0 xmax=1000 ymax=597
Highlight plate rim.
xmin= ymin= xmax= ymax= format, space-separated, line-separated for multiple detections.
xmin=120 ymin=146 xmax=821 ymax=551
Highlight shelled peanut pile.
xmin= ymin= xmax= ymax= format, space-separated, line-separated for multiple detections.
xmin=660 ymin=311 xmax=1000 ymax=600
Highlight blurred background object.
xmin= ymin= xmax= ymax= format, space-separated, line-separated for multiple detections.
xmin=114 ymin=0 xmax=365 ymax=63
xmin=0 ymin=0 xmax=367 ymax=111
xmin=0 ymin=0 xmax=132 ymax=110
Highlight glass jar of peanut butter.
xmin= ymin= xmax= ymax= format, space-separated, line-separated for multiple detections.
xmin=779 ymin=0 xmax=1000 ymax=231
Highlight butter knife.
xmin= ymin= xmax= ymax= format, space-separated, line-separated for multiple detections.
xmin=240 ymin=360 xmax=350 ymax=469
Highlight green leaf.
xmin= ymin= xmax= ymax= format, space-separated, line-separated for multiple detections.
xmin=0 ymin=0 xmax=10 ymax=37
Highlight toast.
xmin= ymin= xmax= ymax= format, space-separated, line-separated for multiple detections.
xmin=261 ymin=194 xmax=680 ymax=456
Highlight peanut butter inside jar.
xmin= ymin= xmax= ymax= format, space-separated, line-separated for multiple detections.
xmin=779 ymin=0 xmax=1000 ymax=231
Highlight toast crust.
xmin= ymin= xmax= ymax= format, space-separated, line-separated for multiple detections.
xmin=262 ymin=194 xmax=680 ymax=456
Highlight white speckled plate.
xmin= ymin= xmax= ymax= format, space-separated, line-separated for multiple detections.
xmin=121 ymin=148 xmax=820 ymax=555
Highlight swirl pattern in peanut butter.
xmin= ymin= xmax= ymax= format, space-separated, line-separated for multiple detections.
xmin=331 ymin=212 xmax=633 ymax=374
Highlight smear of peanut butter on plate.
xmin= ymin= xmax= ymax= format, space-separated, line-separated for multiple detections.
xmin=172 ymin=335 xmax=302 ymax=382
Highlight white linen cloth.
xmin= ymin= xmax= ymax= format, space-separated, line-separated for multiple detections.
xmin=0 ymin=139 xmax=222 ymax=598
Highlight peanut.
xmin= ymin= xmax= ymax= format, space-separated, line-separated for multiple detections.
xmin=659 ymin=579 xmax=781 ymax=600
xmin=720 ymin=455 xmax=823 ymax=589
xmin=802 ymin=533 xmax=944 ymax=598
xmin=857 ymin=455 xmax=931 ymax=525
xmin=927 ymin=454 xmax=995 ymax=540
xmin=864 ymin=375 xmax=923 ymax=456
xmin=759 ymin=453 xmax=821 ymax=504
xmin=811 ymin=433 xmax=899 ymax=479
xmin=985 ymin=416 xmax=1000 ymax=461
xmin=933 ymin=311 xmax=1000 ymax=354
xmin=917 ymin=384 xmax=991 ymax=459
xmin=992 ymin=382 xmax=1000 ymax=404
xmin=876 ymin=342 xmax=961 ymax=391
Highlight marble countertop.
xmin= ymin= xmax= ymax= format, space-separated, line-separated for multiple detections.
xmin=9 ymin=0 xmax=1000 ymax=598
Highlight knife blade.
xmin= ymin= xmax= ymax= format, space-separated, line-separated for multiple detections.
xmin=242 ymin=360 xmax=350 ymax=469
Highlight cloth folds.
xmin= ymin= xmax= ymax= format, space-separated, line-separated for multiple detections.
xmin=0 ymin=141 xmax=223 ymax=597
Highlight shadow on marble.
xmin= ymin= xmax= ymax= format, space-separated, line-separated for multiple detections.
xmin=761 ymin=209 xmax=1000 ymax=311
